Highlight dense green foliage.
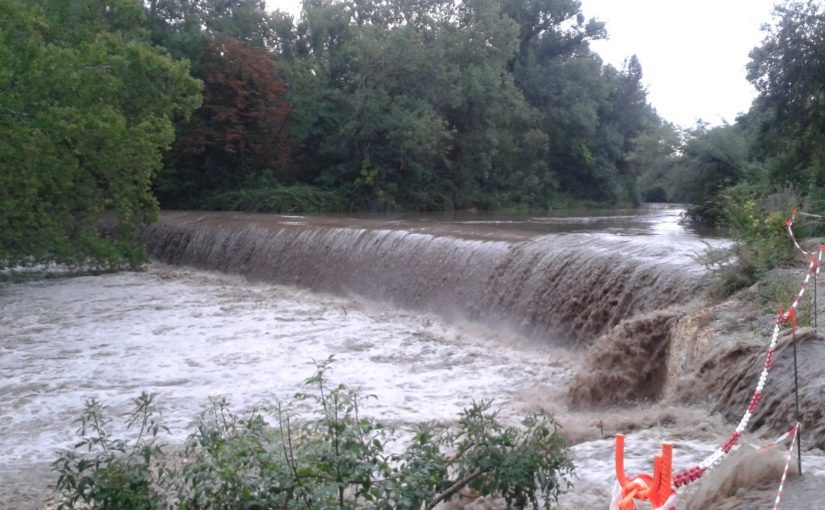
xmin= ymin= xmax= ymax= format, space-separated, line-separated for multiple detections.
xmin=53 ymin=392 xmax=169 ymax=509
xmin=53 ymin=360 xmax=573 ymax=509
xmin=146 ymin=0 xmax=662 ymax=212
xmin=8 ymin=0 xmax=825 ymax=273
xmin=748 ymin=0 xmax=825 ymax=188
xmin=198 ymin=184 xmax=348 ymax=213
xmin=3 ymin=0 xmax=674 ymax=267
xmin=0 ymin=0 xmax=201 ymax=269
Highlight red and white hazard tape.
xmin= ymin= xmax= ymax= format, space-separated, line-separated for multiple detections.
xmin=786 ymin=211 xmax=813 ymax=257
xmin=772 ymin=422 xmax=799 ymax=510
xmin=754 ymin=425 xmax=798 ymax=451
xmin=673 ymin=218 xmax=820 ymax=488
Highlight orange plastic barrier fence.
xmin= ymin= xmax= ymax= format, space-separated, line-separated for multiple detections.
xmin=611 ymin=434 xmax=677 ymax=510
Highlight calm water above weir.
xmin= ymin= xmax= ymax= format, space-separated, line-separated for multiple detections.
xmin=1 ymin=205 xmax=822 ymax=508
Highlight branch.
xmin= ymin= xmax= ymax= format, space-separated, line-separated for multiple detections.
xmin=424 ymin=467 xmax=487 ymax=510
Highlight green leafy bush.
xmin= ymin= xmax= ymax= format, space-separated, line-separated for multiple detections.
xmin=700 ymin=184 xmax=801 ymax=298
xmin=52 ymin=393 xmax=169 ymax=510
xmin=52 ymin=358 xmax=574 ymax=509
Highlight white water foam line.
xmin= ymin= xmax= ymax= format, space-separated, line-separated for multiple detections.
xmin=0 ymin=264 xmax=576 ymax=465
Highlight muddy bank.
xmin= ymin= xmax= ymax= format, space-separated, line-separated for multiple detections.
xmin=569 ymin=265 xmax=825 ymax=451
xmin=670 ymin=300 xmax=825 ymax=450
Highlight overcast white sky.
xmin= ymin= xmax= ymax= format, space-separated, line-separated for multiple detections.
xmin=265 ymin=0 xmax=780 ymax=128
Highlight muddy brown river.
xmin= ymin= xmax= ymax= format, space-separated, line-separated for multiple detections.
xmin=2 ymin=206 xmax=823 ymax=508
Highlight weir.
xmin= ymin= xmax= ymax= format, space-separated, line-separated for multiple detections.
xmin=6 ymin=208 xmax=825 ymax=509
xmin=143 ymin=211 xmax=708 ymax=347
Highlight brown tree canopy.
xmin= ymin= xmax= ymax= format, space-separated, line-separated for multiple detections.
xmin=177 ymin=36 xmax=292 ymax=188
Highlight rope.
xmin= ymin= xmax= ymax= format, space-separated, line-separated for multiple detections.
xmin=754 ymin=425 xmax=798 ymax=451
xmin=772 ymin=423 xmax=800 ymax=510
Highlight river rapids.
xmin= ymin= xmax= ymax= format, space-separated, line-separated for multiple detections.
xmin=2 ymin=206 xmax=824 ymax=508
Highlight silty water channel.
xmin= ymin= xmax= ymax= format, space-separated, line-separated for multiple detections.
xmin=1 ymin=205 xmax=824 ymax=508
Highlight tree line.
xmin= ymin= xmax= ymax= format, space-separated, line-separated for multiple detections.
xmin=147 ymin=0 xmax=658 ymax=213
xmin=635 ymin=0 xmax=825 ymax=291
xmin=2 ymin=0 xmax=823 ymax=270
xmin=637 ymin=0 xmax=825 ymax=221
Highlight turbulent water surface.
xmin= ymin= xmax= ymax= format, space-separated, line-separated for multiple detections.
xmin=2 ymin=205 xmax=823 ymax=508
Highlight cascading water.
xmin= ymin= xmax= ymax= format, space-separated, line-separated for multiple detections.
xmin=142 ymin=209 xmax=709 ymax=346
xmin=2 ymin=205 xmax=824 ymax=509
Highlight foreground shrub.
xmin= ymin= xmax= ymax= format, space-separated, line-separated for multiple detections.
xmin=53 ymin=393 xmax=169 ymax=510
xmin=52 ymin=358 xmax=574 ymax=509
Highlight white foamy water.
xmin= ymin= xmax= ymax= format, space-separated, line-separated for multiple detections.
xmin=0 ymin=265 xmax=583 ymax=462
xmin=1 ymin=265 xmax=585 ymax=506
xmin=2 ymin=264 xmax=823 ymax=508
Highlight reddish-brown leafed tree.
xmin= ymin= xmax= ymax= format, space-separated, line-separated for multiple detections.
xmin=178 ymin=36 xmax=293 ymax=187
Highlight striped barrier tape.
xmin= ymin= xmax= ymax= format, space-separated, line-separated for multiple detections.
xmin=672 ymin=249 xmax=816 ymax=487
xmin=772 ymin=422 xmax=799 ymax=510
xmin=754 ymin=425 xmax=798 ymax=451
xmin=785 ymin=211 xmax=813 ymax=257
xmin=796 ymin=211 xmax=825 ymax=219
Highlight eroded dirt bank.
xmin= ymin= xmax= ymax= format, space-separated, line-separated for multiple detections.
xmin=569 ymin=262 xmax=825 ymax=449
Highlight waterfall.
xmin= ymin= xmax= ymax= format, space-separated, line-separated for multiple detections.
xmin=143 ymin=211 xmax=707 ymax=346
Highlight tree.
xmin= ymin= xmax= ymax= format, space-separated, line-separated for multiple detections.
xmin=670 ymin=124 xmax=749 ymax=225
xmin=165 ymin=36 xmax=293 ymax=199
xmin=631 ymin=120 xmax=681 ymax=202
xmin=0 ymin=0 xmax=201 ymax=269
xmin=282 ymin=0 xmax=532 ymax=210
xmin=747 ymin=0 xmax=825 ymax=188
xmin=146 ymin=0 xmax=665 ymax=212
xmin=145 ymin=0 xmax=277 ymax=60
xmin=591 ymin=56 xmax=658 ymax=204
xmin=501 ymin=0 xmax=604 ymax=60
xmin=501 ymin=0 xmax=656 ymax=204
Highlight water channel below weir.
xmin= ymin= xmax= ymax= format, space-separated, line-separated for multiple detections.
xmin=2 ymin=205 xmax=824 ymax=508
